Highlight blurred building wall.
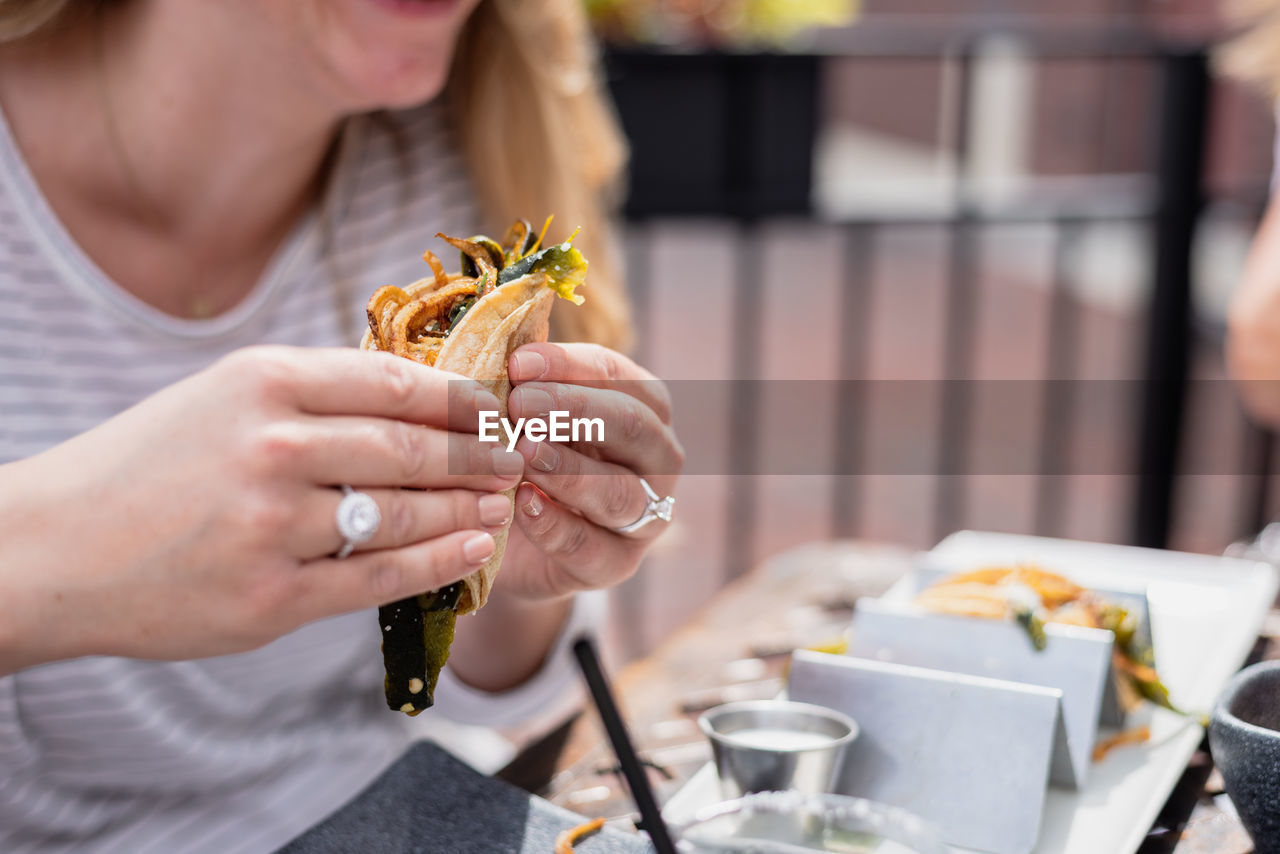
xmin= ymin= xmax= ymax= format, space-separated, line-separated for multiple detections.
xmin=606 ymin=3 xmax=1280 ymax=660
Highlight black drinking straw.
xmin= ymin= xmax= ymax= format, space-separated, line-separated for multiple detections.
xmin=572 ymin=637 xmax=679 ymax=854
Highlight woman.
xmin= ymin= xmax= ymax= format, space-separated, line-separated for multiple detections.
xmin=0 ymin=0 xmax=682 ymax=851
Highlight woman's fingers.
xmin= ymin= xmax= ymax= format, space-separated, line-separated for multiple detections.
xmin=507 ymin=381 xmax=682 ymax=478
xmin=509 ymin=342 xmax=672 ymax=423
xmin=294 ymin=529 xmax=497 ymax=622
xmin=510 ymin=483 xmax=642 ymax=594
xmin=256 ymin=415 xmax=524 ymax=492
xmin=220 ymin=346 xmax=498 ymax=431
xmin=514 ymin=437 xmax=669 ymax=534
xmin=287 ymin=487 xmax=513 ymax=560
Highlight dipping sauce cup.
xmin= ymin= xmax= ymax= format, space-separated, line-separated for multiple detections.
xmin=698 ymin=699 xmax=858 ymax=798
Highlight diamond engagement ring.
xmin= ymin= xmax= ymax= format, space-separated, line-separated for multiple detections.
xmin=334 ymin=485 xmax=381 ymax=559
xmin=610 ymin=477 xmax=675 ymax=535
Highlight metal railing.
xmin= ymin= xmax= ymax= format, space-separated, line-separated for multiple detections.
xmin=605 ymin=25 xmax=1273 ymax=582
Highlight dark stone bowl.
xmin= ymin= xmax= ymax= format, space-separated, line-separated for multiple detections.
xmin=1209 ymin=660 xmax=1280 ymax=854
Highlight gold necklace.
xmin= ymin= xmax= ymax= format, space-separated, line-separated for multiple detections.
xmin=93 ymin=12 xmax=216 ymax=319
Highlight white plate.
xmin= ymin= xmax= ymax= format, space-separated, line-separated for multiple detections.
xmin=662 ymin=531 xmax=1279 ymax=854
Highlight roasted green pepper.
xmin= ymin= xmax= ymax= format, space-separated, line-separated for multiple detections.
xmin=379 ymin=582 xmax=461 ymax=714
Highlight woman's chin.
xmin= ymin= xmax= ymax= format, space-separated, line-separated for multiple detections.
xmin=328 ymin=51 xmax=453 ymax=111
xmin=364 ymin=71 xmax=449 ymax=110
xmin=305 ymin=0 xmax=478 ymax=110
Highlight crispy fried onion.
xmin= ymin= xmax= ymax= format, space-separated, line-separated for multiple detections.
xmin=364 ymin=261 xmax=485 ymax=367
xmin=364 ymin=227 xmax=535 ymax=366
xmin=554 ymin=818 xmax=606 ymax=854
xmin=1092 ymin=725 xmax=1151 ymax=762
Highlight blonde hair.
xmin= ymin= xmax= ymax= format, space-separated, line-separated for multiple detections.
xmin=1223 ymin=0 xmax=1280 ymax=97
xmin=0 ymin=0 xmax=634 ymax=351
xmin=448 ymin=0 xmax=632 ymax=351
xmin=0 ymin=0 xmax=77 ymax=41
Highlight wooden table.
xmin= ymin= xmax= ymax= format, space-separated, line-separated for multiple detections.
xmin=526 ymin=541 xmax=1277 ymax=853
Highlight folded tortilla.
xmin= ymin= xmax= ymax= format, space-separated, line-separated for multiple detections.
xmin=361 ymin=221 xmax=584 ymax=714
xmin=435 ymin=276 xmax=554 ymax=614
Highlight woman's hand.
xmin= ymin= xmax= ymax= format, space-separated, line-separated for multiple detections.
xmin=500 ymin=342 xmax=684 ymax=601
xmin=393 ymin=342 xmax=683 ymax=694
xmin=0 ymin=345 xmax=524 ymax=674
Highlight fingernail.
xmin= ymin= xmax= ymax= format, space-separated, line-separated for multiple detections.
xmin=473 ymin=388 xmax=501 ymax=414
xmin=522 ymin=489 xmax=544 ymax=518
xmin=512 ymin=387 xmax=554 ymax=418
xmin=491 ymin=448 xmax=524 ymax=478
xmin=511 ymin=350 xmax=547 ymax=382
xmin=463 ymin=532 xmax=495 ymax=564
xmin=479 ymin=493 xmax=512 ymax=527
xmin=530 ymin=441 xmax=560 ymax=473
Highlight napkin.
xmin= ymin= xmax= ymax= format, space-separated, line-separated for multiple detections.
xmin=277 ymin=741 xmax=650 ymax=854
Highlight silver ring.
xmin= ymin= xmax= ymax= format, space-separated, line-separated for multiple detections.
xmin=334 ymin=485 xmax=381 ymax=559
xmin=610 ymin=477 xmax=675 ymax=535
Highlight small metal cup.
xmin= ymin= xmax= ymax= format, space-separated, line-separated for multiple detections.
xmin=698 ymin=699 xmax=858 ymax=798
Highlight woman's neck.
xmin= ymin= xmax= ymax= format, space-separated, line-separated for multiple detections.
xmin=0 ymin=3 xmax=345 ymax=316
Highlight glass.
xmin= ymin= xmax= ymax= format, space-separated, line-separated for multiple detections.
xmin=673 ymin=791 xmax=948 ymax=854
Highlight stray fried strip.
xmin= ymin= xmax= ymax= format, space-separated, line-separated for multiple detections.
xmin=389 ymin=301 xmax=440 ymax=343
xmin=1112 ymin=651 xmax=1160 ymax=685
xmin=422 ymin=250 xmax=449 ymax=288
xmin=404 ymin=340 xmax=442 ymax=367
xmin=413 ymin=278 xmax=479 ymax=318
xmin=436 ymin=232 xmax=499 ymax=282
xmin=1092 ymin=725 xmax=1151 ymax=761
xmin=501 ymin=219 xmax=532 ymax=265
xmin=385 ymin=282 xmax=478 ymax=360
xmin=366 ymin=285 xmax=409 ymax=351
xmin=554 ymin=818 xmax=606 ymax=854
xmin=388 ymin=302 xmax=429 ymax=360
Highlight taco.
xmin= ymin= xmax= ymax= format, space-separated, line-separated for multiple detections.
xmin=362 ymin=218 xmax=586 ymax=714
xmin=914 ymin=564 xmax=1185 ymax=719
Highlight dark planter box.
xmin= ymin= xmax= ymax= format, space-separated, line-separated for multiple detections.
xmin=603 ymin=49 xmax=821 ymax=218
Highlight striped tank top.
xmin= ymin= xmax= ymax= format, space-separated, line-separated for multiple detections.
xmin=0 ymin=101 xmax=592 ymax=853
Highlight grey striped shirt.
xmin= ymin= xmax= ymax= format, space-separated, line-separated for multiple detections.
xmin=0 ymin=102 xmax=595 ymax=853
